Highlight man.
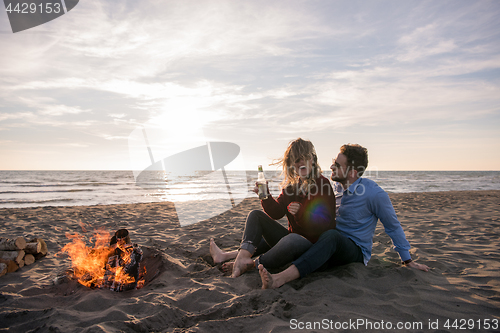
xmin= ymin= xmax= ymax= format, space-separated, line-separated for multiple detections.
xmin=259 ymin=144 xmax=429 ymax=289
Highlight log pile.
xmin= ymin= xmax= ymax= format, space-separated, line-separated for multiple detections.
xmin=0 ymin=237 xmax=47 ymax=277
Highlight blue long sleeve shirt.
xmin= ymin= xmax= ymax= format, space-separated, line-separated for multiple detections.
xmin=335 ymin=177 xmax=411 ymax=265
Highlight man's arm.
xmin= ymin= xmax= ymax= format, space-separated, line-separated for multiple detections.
xmin=372 ymin=191 xmax=429 ymax=272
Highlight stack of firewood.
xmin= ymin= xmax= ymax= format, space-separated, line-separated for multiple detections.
xmin=0 ymin=237 xmax=47 ymax=277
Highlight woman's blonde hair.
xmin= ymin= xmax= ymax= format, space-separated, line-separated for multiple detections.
xmin=272 ymin=138 xmax=322 ymax=193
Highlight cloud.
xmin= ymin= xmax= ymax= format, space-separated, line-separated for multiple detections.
xmin=396 ymin=24 xmax=455 ymax=61
xmin=1 ymin=1 xmax=499 ymax=170
xmin=37 ymin=0 xmax=337 ymax=82
xmin=39 ymin=104 xmax=91 ymax=116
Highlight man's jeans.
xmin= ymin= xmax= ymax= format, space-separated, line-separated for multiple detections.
xmin=292 ymin=229 xmax=364 ymax=278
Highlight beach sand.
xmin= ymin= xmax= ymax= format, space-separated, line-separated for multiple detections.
xmin=0 ymin=190 xmax=499 ymax=332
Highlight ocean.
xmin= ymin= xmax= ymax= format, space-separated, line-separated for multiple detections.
xmin=0 ymin=170 xmax=499 ymax=209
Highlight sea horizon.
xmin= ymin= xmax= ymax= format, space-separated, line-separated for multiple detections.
xmin=1 ymin=170 xmax=499 ymax=209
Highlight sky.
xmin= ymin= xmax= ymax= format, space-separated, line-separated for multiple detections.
xmin=0 ymin=0 xmax=499 ymax=171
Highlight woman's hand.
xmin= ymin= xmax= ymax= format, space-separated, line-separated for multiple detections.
xmin=253 ymin=182 xmax=259 ymax=195
xmin=287 ymin=202 xmax=301 ymax=215
xmin=253 ymin=181 xmax=268 ymax=195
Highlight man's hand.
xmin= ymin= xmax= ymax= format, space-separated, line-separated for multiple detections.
xmin=406 ymin=261 xmax=429 ymax=272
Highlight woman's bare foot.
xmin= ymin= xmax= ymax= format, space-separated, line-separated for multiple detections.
xmin=210 ymin=238 xmax=237 ymax=264
xmin=259 ymin=264 xmax=276 ymax=289
xmin=221 ymin=261 xmax=234 ymax=275
xmin=231 ymin=249 xmax=255 ymax=278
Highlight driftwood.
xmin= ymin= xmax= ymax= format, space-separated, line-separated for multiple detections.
xmin=0 ymin=258 xmax=19 ymax=273
xmin=0 ymin=250 xmax=25 ymax=264
xmin=0 ymin=263 xmax=7 ymax=277
xmin=23 ymin=254 xmax=35 ymax=266
xmin=0 ymin=237 xmax=26 ymax=251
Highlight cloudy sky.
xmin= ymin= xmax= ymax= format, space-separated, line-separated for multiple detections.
xmin=1 ymin=0 xmax=499 ymax=171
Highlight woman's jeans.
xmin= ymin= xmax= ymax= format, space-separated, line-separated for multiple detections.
xmin=240 ymin=210 xmax=312 ymax=269
xmin=292 ymin=229 xmax=364 ymax=278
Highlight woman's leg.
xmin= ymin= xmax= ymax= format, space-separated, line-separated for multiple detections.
xmin=232 ymin=210 xmax=288 ymax=277
xmin=240 ymin=210 xmax=289 ymax=254
xmin=257 ymin=233 xmax=312 ymax=270
xmin=210 ymin=210 xmax=285 ymax=264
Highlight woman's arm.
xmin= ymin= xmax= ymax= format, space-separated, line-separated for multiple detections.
xmin=261 ymin=189 xmax=289 ymax=220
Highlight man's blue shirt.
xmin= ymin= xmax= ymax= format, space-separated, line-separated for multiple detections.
xmin=336 ymin=177 xmax=411 ymax=265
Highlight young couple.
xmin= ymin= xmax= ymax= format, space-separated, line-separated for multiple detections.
xmin=210 ymin=138 xmax=429 ymax=289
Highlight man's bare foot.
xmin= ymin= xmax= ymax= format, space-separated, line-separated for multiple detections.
xmin=210 ymin=238 xmax=237 ymax=264
xmin=260 ymin=264 xmax=300 ymax=289
xmin=231 ymin=251 xmax=255 ymax=278
xmin=259 ymin=264 xmax=276 ymax=289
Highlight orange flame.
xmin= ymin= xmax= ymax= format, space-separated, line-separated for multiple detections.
xmin=60 ymin=229 xmax=145 ymax=291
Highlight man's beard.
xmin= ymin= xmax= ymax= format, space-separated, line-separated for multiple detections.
xmin=330 ymin=173 xmax=346 ymax=183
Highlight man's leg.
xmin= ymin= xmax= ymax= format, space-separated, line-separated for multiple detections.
xmin=293 ymin=229 xmax=363 ymax=277
xmin=257 ymin=233 xmax=312 ymax=269
xmin=260 ymin=229 xmax=363 ymax=288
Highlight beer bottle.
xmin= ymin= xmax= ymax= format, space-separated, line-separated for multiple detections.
xmin=257 ymin=165 xmax=268 ymax=200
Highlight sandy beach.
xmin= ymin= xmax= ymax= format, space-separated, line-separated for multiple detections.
xmin=0 ymin=190 xmax=499 ymax=332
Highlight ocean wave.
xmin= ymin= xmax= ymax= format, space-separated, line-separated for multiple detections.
xmin=15 ymin=183 xmax=122 ymax=187
xmin=0 ymin=170 xmax=499 ymax=208
xmin=0 ymin=181 xmax=43 ymax=185
xmin=0 ymin=189 xmax=94 ymax=194
xmin=0 ymin=198 xmax=74 ymax=205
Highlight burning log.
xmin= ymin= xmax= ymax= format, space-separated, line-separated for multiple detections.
xmin=104 ymin=229 xmax=144 ymax=291
xmin=55 ymin=245 xmax=161 ymax=290
xmin=60 ymin=228 xmax=147 ymax=292
xmin=0 ymin=237 xmax=26 ymax=251
xmin=0 ymin=250 xmax=25 ymax=264
xmin=103 ymin=243 xmax=143 ymax=292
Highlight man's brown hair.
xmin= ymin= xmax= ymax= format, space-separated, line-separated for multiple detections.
xmin=340 ymin=144 xmax=368 ymax=177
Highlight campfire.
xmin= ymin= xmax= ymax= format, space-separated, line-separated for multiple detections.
xmin=60 ymin=229 xmax=147 ymax=292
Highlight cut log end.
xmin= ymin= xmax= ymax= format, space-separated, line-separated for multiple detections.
xmin=26 ymin=238 xmax=48 ymax=258
xmin=0 ymin=259 xmax=19 ymax=273
xmin=0 ymin=250 xmax=25 ymax=264
xmin=24 ymin=241 xmax=42 ymax=254
xmin=0 ymin=237 xmax=27 ymax=251
xmin=24 ymin=254 xmax=35 ymax=265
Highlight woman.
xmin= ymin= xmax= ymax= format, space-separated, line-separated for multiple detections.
xmin=210 ymin=138 xmax=336 ymax=277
